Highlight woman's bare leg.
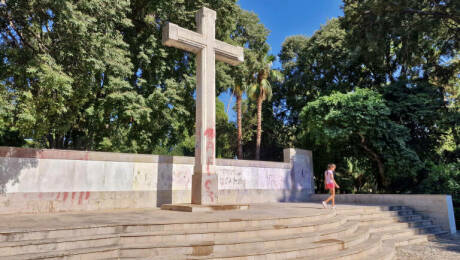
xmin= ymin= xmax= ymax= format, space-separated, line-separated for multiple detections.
xmin=324 ymin=188 xmax=333 ymax=204
xmin=331 ymin=187 xmax=335 ymax=207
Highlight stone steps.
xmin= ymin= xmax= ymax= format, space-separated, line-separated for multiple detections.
xmin=120 ymin=214 xmax=349 ymax=245
xmin=118 ymin=221 xmax=364 ymax=258
xmin=0 ymin=204 xmax=448 ymax=259
xmin=0 ymin=233 xmax=120 ymax=257
xmin=0 ymin=210 xmax=334 ymax=242
xmin=1 ymin=245 xmax=119 ymax=260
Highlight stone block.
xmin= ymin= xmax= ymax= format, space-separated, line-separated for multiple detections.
xmin=218 ymin=166 xmax=245 ymax=190
xmin=85 ymin=161 xmax=106 ymax=191
xmin=38 ymin=159 xmax=76 ymax=192
xmin=1 ymin=157 xmax=39 ymax=193
xmin=103 ymin=162 xmax=133 ymax=191
xmin=157 ymin=163 xmax=173 ymax=191
xmin=192 ymin=173 xmax=218 ymax=205
xmin=171 ymin=164 xmax=193 ymax=191
xmin=132 ymin=163 xmax=156 ymax=191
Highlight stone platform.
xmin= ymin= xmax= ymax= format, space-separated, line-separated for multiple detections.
xmin=0 ymin=203 xmax=450 ymax=259
xmin=161 ymin=203 xmax=249 ymax=212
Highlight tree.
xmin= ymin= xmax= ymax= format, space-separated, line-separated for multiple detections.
xmin=0 ymin=0 xmax=270 ymax=155
xmin=118 ymin=0 xmax=242 ymax=153
xmin=300 ymin=88 xmax=422 ymax=191
xmin=248 ymin=54 xmax=283 ymax=160
xmin=221 ymin=9 xmax=270 ymax=159
xmin=277 ymin=19 xmax=374 ymax=140
xmin=341 ymin=0 xmax=459 ymax=90
xmin=276 ymin=4 xmax=459 ymax=193
xmin=215 ymin=98 xmax=237 ymax=158
xmin=0 ymin=0 xmax=137 ymax=149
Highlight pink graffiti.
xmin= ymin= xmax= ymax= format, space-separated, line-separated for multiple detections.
xmin=78 ymin=192 xmax=84 ymax=205
xmin=204 ymin=128 xmax=215 ymax=139
xmin=205 ymin=179 xmax=214 ymax=202
xmin=204 ymin=128 xmax=215 ymax=175
xmin=63 ymin=192 xmax=69 ymax=202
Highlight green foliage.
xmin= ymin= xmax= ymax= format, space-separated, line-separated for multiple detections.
xmin=277 ymin=19 xmax=374 ymax=131
xmin=215 ymin=98 xmax=237 ymax=158
xmin=1 ymin=0 xmax=137 ymax=149
xmin=417 ymin=160 xmax=460 ymax=196
xmin=300 ymin=89 xmax=422 ymax=191
xmin=272 ymin=1 xmax=459 ymax=195
xmin=219 ymin=8 xmax=270 ymax=159
xmin=247 ymin=53 xmax=284 ymax=159
xmin=383 ymin=81 xmax=449 ymax=161
xmin=1 ymin=0 xmax=458 ymax=200
xmin=0 ymin=0 xmax=264 ymax=155
xmin=341 ymin=0 xmax=459 ymax=84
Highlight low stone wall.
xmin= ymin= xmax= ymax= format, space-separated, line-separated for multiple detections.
xmin=0 ymin=147 xmax=314 ymax=214
xmin=310 ymin=194 xmax=457 ymax=234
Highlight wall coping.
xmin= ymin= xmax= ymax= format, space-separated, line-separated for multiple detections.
xmin=0 ymin=146 xmax=290 ymax=169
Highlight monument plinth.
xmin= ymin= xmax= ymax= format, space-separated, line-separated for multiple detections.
xmin=162 ymin=7 xmax=244 ymax=205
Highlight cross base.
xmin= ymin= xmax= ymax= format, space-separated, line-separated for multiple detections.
xmin=161 ymin=203 xmax=249 ymax=212
xmin=191 ymin=172 xmax=219 ymax=205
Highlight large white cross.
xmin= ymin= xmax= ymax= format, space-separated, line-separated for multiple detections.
xmin=162 ymin=7 xmax=244 ymax=204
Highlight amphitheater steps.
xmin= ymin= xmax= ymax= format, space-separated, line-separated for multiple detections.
xmin=118 ymin=221 xmax=363 ymax=258
xmin=0 ymin=204 xmax=448 ymax=260
xmin=119 ymin=215 xmax=351 ymax=246
xmin=125 ymin=224 xmax=440 ymax=259
xmin=1 ymin=245 xmax=119 ymax=260
xmin=0 ymin=233 xmax=120 ymax=257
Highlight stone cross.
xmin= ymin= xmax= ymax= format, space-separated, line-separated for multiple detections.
xmin=162 ymin=7 xmax=244 ymax=204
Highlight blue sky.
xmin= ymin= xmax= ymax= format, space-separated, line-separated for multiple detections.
xmin=219 ymin=0 xmax=344 ymax=121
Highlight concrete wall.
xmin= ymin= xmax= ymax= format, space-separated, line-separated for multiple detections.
xmin=0 ymin=147 xmax=314 ymax=214
xmin=310 ymin=194 xmax=457 ymax=234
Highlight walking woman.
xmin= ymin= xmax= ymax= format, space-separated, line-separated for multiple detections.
xmin=322 ymin=163 xmax=340 ymax=209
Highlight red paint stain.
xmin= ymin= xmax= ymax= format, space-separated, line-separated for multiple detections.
xmin=63 ymin=192 xmax=69 ymax=202
xmin=38 ymin=193 xmax=43 ymax=199
xmin=204 ymin=128 xmax=215 ymax=138
xmin=204 ymin=179 xmax=214 ymax=202
xmin=72 ymin=192 xmax=76 ymax=200
xmin=56 ymin=193 xmax=61 ymax=200
xmin=78 ymin=192 xmax=84 ymax=205
xmin=204 ymin=128 xmax=215 ymax=175
xmin=210 ymin=191 xmax=214 ymax=202
xmin=85 ymin=191 xmax=90 ymax=200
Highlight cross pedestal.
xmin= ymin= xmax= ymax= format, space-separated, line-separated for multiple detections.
xmin=162 ymin=7 xmax=244 ymax=205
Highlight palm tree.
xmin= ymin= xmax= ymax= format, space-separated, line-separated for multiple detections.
xmin=233 ymin=85 xmax=245 ymax=159
xmin=248 ymin=54 xmax=283 ymax=160
xmin=225 ymin=83 xmax=246 ymax=159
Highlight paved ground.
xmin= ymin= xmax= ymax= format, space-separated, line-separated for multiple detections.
xmin=397 ymin=234 xmax=460 ymax=260
xmin=0 ymin=203 xmax=330 ymax=232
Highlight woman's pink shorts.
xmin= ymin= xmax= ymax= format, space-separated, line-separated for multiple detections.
xmin=326 ymin=183 xmax=335 ymax=190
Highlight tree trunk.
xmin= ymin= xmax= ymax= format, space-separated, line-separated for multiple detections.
xmin=236 ymin=93 xmax=243 ymax=159
xmin=358 ymin=133 xmax=386 ymax=188
xmin=255 ymin=91 xmax=263 ymax=160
